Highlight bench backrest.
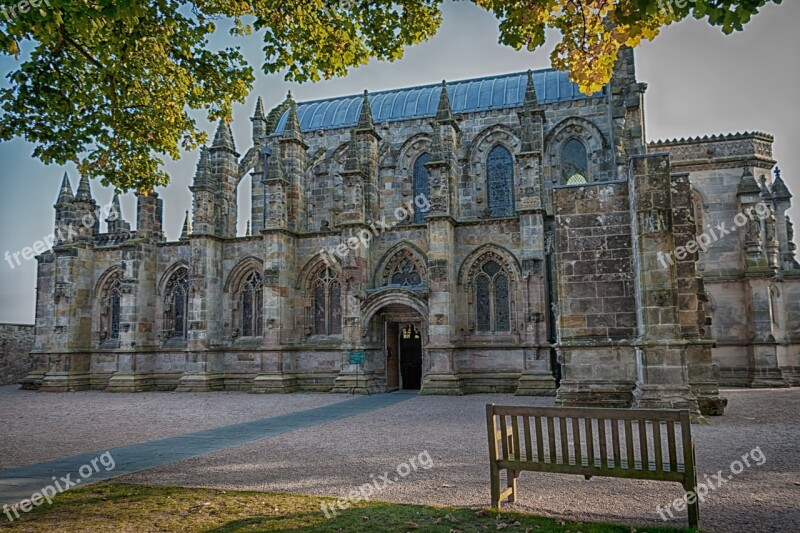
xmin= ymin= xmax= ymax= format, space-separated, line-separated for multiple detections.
xmin=487 ymin=404 xmax=695 ymax=483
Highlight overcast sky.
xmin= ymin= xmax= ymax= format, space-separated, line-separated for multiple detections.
xmin=1 ymin=1 xmax=798 ymax=324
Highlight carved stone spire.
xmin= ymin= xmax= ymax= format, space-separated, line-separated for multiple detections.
xmin=251 ymin=96 xmax=268 ymax=141
xmin=435 ymin=80 xmax=456 ymax=127
xmin=343 ymin=129 xmax=362 ymax=173
xmin=771 ymin=167 xmax=792 ymax=200
xmin=56 ymin=172 xmax=74 ymax=205
xmin=523 ymin=69 xmax=539 ymax=109
xmin=211 ymin=121 xmax=237 ymax=154
xmin=75 ymin=174 xmax=93 ymax=201
xmin=281 ymin=92 xmax=304 ymax=144
xmin=180 ymin=210 xmax=191 ymax=241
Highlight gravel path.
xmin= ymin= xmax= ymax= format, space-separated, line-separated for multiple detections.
xmin=0 ymin=386 xmax=349 ymax=469
xmin=2 ymin=386 xmax=798 ymax=532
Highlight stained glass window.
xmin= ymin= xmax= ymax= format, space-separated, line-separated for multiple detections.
xmin=413 ymin=153 xmax=431 ymax=224
xmin=164 ymin=267 xmax=189 ymax=339
xmin=475 ymin=260 xmax=511 ymax=333
xmin=109 ymin=284 xmax=121 ymax=340
xmin=239 ymin=271 xmax=263 ymax=337
xmin=487 ymin=145 xmax=514 ymax=217
xmin=562 ymin=139 xmax=588 ymax=184
xmin=312 ymin=268 xmax=342 ymax=335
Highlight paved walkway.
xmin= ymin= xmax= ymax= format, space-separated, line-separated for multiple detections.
xmin=0 ymin=392 xmax=414 ymax=506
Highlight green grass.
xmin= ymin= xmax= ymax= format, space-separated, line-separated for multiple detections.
xmin=0 ymin=483 xmax=696 ymax=532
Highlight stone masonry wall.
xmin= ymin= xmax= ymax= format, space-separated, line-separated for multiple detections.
xmin=0 ymin=324 xmax=34 ymax=385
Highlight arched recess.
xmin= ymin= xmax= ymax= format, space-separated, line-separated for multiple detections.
xmin=458 ymin=244 xmax=522 ymax=286
xmin=361 ymin=288 xmax=430 ymax=332
xmin=94 ymin=265 xmax=124 ymax=345
xmin=468 ymin=124 xmax=521 ymax=176
xmin=544 ymin=117 xmax=610 ymax=185
xmin=158 ymin=261 xmax=190 ymax=296
xmin=397 ymin=133 xmax=433 ymax=175
xmin=373 ymin=241 xmax=429 ymax=288
xmin=458 ymin=244 xmax=522 ymax=335
xmin=224 ymin=256 xmax=264 ymax=294
xmin=296 ymin=255 xmax=343 ymax=336
xmin=158 ymin=262 xmax=190 ymax=341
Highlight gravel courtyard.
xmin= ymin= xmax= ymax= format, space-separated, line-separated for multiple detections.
xmin=1 ymin=386 xmax=797 ymax=532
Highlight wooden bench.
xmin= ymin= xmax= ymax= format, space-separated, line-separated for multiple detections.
xmin=486 ymin=404 xmax=698 ymax=527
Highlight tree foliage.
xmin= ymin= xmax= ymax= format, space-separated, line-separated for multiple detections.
xmin=0 ymin=0 xmax=782 ymax=192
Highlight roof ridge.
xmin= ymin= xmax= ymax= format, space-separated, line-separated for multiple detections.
xmin=649 ymin=131 xmax=774 ymax=145
xmin=278 ymin=67 xmax=564 ymax=108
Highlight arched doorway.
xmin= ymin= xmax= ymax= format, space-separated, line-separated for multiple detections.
xmin=362 ymin=290 xmax=429 ymax=392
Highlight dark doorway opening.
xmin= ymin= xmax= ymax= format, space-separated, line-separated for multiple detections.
xmin=386 ymin=322 xmax=400 ymax=392
xmin=399 ymin=323 xmax=422 ymax=390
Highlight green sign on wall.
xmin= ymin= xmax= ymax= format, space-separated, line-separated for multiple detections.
xmin=349 ymin=351 xmax=365 ymax=365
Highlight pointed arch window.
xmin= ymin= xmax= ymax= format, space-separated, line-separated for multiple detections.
xmin=312 ymin=268 xmax=342 ymax=335
xmin=562 ymin=139 xmax=588 ymax=185
xmin=413 ymin=153 xmax=431 ymax=224
xmin=239 ymin=271 xmax=263 ymax=337
xmin=475 ymin=260 xmax=511 ymax=333
xmin=487 ymin=145 xmax=514 ymax=217
xmin=163 ymin=267 xmax=189 ymax=339
xmin=100 ymin=274 xmax=123 ymax=341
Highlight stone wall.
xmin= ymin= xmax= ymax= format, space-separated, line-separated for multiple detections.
xmin=0 ymin=324 xmax=34 ymax=385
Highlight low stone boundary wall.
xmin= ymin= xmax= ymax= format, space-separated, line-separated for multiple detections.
xmin=0 ymin=324 xmax=34 ymax=385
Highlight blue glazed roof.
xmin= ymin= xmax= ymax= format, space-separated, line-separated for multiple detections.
xmin=273 ymin=68 xmax=604 ymax=135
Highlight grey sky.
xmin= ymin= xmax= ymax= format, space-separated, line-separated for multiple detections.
xmin=1 ymin=1 xmax=798 ymax=324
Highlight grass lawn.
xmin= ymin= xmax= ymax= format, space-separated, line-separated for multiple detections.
xmin=0 ymin=483 xmax=696 ymax=532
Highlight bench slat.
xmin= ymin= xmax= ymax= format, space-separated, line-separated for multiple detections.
xmin=667 ymin=420 xmax=677 ymax=471
xmin=653 ymin=420 xmax=663 ymax=471
xmin=639 ymin=419 xmax=649 ymax=471
xmin=511 ymin=416 xmax=521 ymax=461
xmin=496 ymin=459 xmax=687 ymax=483
xmin=611 ymin=419 xmax=621 ymax=470
xmin=572 ymin=416 xmax=582 ymax=467
xmin=546 ymin=416 xmax=556 ymax=464
xmin=523 ymin=417 xmax=533 ymax=462
xmin=585 ymin=417 xmax=594 ymax=467
xmin=624 ymin=419 xmax=634 ymax=469
xmin=499 ymin=415 xmax=509 ymax=460
xmin=559 ymin=417 xmax=568 ymax=464
xmin=535 ymin=416 xmax=544 ymax=462
xmin=598 ymin=418 xmax=608 ymax=468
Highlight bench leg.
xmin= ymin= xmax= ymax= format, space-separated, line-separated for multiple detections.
xmin=490 ymin=463 xmax=502 ymax=509
xmin=685 ymin=483 xmax=699 ymax=529
xmin=507 ymin=469 xmax=518 ymax=503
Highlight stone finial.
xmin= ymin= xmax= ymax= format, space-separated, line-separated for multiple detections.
xmin=356 ymin=90 xmax=375 ymax=131
xmin=436 ymin=80 xmax=454 ymax=123
xmin=75 ymin=174 xmax=93 ymax=201
xmin=253 ymin=96 xmax=266 ymax=120
xmin=771 ymin=167 xmax=792 ymax=200
xmin=251 ymin=96 xmax=268 ymax=140
xmin=56 ymin=172 xmax=74 ymax=205
xmin=180 ymin=210 xmax=191 ymax=240
xmin=281 ymin=95 xmax=304 ymax=143
xmin=246 ymin=220 xmax=252 ymax=237
xmin=192 ymin=146 xmax=212 ymax=187
xmin=737 ymin=168 xmax=762 ymax=197
xmin=211 ymin=120 xmax=237 ymax=153
xmin=524 ymin=69 xmax=539 ymax=108
xmin=108 ymin=193 xmax=122 ymax=223
xmin=343 ymin=129 xmax=362 ymax=173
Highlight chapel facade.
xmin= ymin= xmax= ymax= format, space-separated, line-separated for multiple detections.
xmin=23 ymin=49 xmax=800 ymax=416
